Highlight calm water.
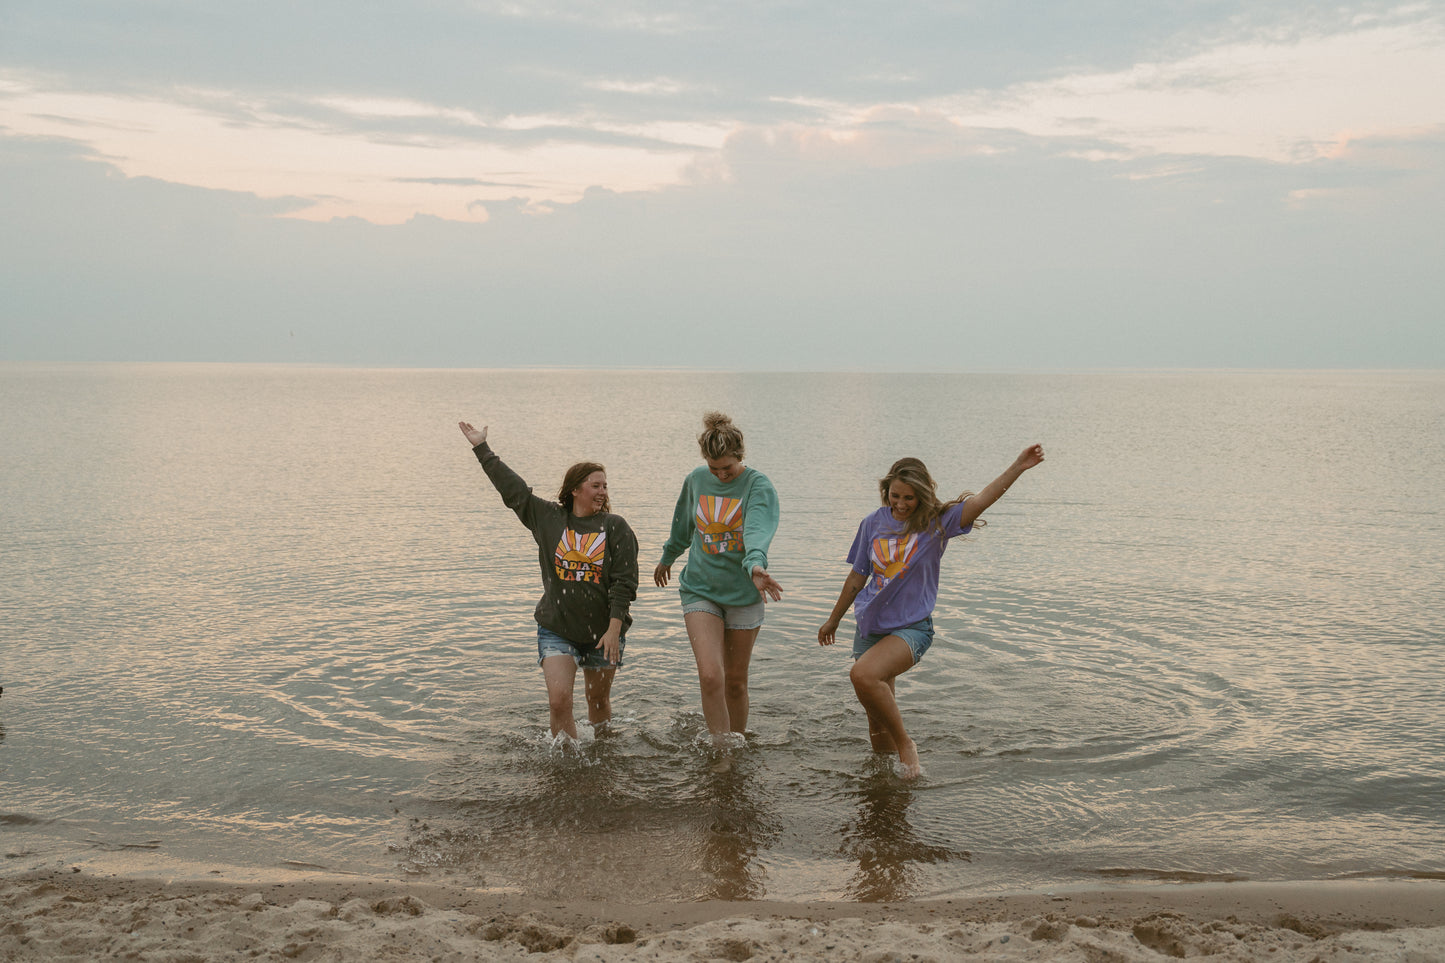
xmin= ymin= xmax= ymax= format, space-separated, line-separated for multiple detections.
xmin=2 ymin=364 xmax=1443 ymax=900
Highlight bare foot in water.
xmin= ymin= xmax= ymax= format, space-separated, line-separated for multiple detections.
xmin=897 ymin=739 xmax=922 ymax=780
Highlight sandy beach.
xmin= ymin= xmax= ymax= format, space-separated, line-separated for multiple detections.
xmin=3 ymin=872 xmax=1442 ymax=962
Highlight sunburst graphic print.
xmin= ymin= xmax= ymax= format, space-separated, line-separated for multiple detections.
xmin=695 ymin=495 xmax=744 ymax=554
xmin=554 ymin=529 xmax=606 ymax=583
xmin=870 ymin=534 xmax=920 ymax=587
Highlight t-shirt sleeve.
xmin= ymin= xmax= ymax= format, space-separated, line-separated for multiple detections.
xmin=846 ymin=515 xmax=873 ymax=575
xmin=942 ymin=499 xmax=974 ymax=539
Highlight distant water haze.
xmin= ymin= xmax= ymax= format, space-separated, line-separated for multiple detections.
xmin=1 ymin=365 xmax=1441 ymax=899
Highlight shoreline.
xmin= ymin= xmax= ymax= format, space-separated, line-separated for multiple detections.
xmin=4 ymin=871 xmax=1442 ymax=961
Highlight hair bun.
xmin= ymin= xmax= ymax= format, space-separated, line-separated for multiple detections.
xmin=697 ymin=411 xmax=745 ymax=460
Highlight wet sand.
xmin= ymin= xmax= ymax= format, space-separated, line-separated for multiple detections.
xmin=3 ymin=871 xmax=1442 ymax=961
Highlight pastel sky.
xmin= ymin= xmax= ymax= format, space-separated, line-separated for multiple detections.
xmin=2 ymin=1 xmax=1442 ymax=368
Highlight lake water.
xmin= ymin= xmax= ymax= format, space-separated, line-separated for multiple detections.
xmin=2 ymin=364 xmax=1443 ymax=901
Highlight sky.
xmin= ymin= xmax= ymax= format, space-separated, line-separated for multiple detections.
xmin=1 ymin=1 xmax=1442 ymax=369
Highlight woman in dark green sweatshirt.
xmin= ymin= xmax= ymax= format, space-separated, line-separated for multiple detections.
xmin=460 ymin=420 xmax=639 ymax=741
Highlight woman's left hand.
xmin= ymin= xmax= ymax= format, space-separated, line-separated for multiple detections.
xmin=599 ymin=628 xmax=622 ymax=665
xmin=751 ymin=566 xmax=783 ymax=602
xmin=1014 ymin=443 xmax=1045 ymax=470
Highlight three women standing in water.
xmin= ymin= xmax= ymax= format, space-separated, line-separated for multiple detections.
xmin=461 ymin=411 xmax=1043 ymax=776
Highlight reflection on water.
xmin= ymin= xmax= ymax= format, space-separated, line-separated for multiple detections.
xmin=2 ymin=366 xmax=1444 ymax=897
xmin=695 ymin=757 xmax=780 ymax=900
xmin=399 ymin=733 xmax=781 ymax=901
xmin=838 ymin=765 xmax=970 ymax=902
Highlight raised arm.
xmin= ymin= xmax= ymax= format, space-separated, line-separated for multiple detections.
xmin=956 ymin=443 xmax=1045 ymax=529
xmin=459 ymin=419 xmax=548 ymax=529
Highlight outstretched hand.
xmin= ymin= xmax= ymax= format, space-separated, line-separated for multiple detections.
xmin=752 ymin=567 xmax=783 ymax=602
xmin=1014 ymin=443 xmax=1045 ymax=471
xmin=459 ymin=421 xmax=488 ymax=447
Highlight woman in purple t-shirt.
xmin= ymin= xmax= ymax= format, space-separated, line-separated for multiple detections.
xmin=818 ymin=444 xmax=1044 ymax=778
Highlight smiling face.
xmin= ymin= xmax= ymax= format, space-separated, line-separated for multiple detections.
xmin=570 ymin=470 xmax=608 ymax=517
xmin=888 ymin=480 xmax=919 ymax=522
xmin=706 ymin=455 xmax=743 ymax=484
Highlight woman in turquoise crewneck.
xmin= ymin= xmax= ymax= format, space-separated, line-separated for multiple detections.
xmin=654 ymin=412 xmax=783 ymax=746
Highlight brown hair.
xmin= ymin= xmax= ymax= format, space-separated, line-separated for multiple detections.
xmin=697 ymin=411 xmax=745 ymax=461
xmin=558 ymin=461 xmax=609 ymax=513
xmin=878 ymin=457 xmax=982 ymax=536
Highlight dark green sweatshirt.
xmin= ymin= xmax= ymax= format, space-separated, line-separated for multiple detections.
xmin=473 ymin=442 xmax=638 ymax=649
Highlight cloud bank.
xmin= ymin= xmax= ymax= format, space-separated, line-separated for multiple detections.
xmin=1 ymin=1 xmax=1442 ymax=367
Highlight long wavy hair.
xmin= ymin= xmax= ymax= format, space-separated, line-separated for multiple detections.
xmin=558 ymin=461 xmax=609 ymax=513
xmin=697 ymin=411 xmax=745 ymax=461
xmin=878 ymin=457 xmax=982 ymax=536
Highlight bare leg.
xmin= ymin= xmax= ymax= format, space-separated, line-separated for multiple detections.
xmin=685 ymin=611 xmax=731 ymax=737
xmin=721 ymin=627 xmax=759 ymax=734
xmin=541 ymin=655 xmax=580 ymax=739
xmin=849 ymin=636 xmax=921 ymax=777
xmin=582 ymin=666 xmax=617 ymax=729
xmin=860 ymin=677 xmax=899 ymax=754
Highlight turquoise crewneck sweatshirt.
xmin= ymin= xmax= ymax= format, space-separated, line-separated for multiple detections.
xmin=658 ymin=465 xmax=780 ymax=608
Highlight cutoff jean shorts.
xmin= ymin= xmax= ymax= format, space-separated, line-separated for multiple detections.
xmin=536 ymin=625 xmax=622 ymax=669
xmin=852 ymin=616 xmax=934 ymax=666
xmin=680 ymin=594 xmax=766 ymax=631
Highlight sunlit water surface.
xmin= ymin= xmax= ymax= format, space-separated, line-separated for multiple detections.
xmin=2 ymin=365 xmax=1442 ymax=900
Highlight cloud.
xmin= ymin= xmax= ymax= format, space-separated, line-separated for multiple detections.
xmin=4 ymin=5 xmax=1440 ymax=226
xmin=2 ymin=2 xmax=1442 ymax=368
xmin=4 ymin=121 xmax=1441 ymax=369
xmin=395 ymin=176 xmax=539 ymax=189
xmin=925 ymin=19 xmax=1445 ymax=163
xmin=0 ymin=73 xmax=728 ymax=222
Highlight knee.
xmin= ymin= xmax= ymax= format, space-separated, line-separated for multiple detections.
xmin=724 ymin=676 xmax=749 ymax=702
xmin=696 ymin=666 xmax=726 ymax=697
xmin=549 ymin=689 xmax=575 ymax=717
xmin=849 ymin=662 xmax=876 ymax=693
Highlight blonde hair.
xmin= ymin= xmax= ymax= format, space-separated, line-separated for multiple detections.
xmin=697 ymin=411 xmax=745 ymax=461
xmin=558 ymin=461 xmax=609 ymax=513
xmin=879 ymin=457 xmax=983 ymax=536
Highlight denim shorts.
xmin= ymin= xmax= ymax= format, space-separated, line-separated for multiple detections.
xmin=680 ymin=594 xmax=765 ymax=631
xmin=536 ymin=625 xmax=622 ymax=669
xmin=853 ymin=617 xmax=934 ymax=665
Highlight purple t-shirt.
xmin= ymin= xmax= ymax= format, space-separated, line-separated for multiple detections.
xmin=847 ymin=500 xmax=973 ymax=637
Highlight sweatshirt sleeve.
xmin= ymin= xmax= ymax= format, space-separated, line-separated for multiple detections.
xmin=658 ymin=476 xmax=694 ymax=566
xmin=608 ymin=519 xmax=640 ymax=622
xmin=473 ymin=442 xmax=548 ymax=531
xmin=740 ymin=474 xmax=780 ymax=575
